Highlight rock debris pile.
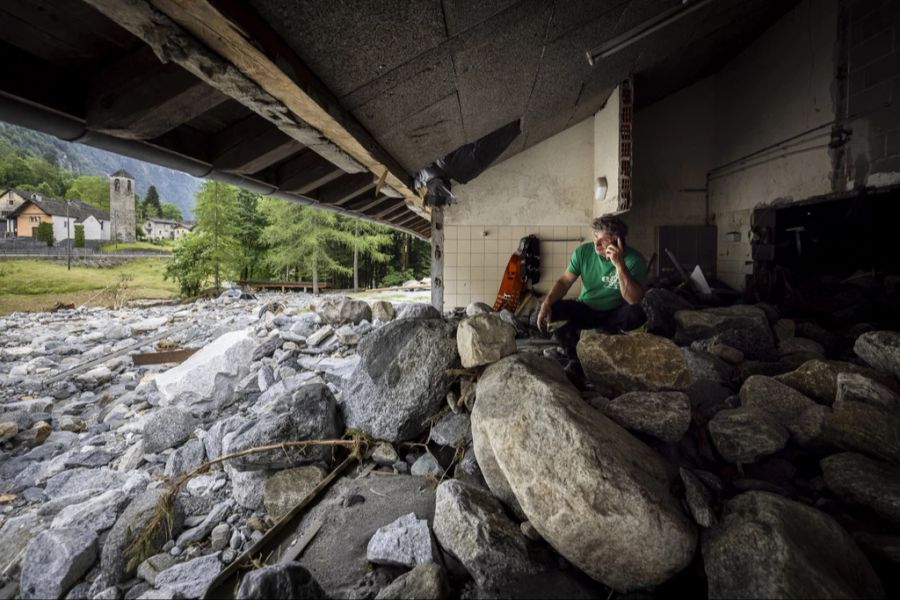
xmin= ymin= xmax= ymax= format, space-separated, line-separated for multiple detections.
xmin=0 ymin=288 xmax=898 ymax=599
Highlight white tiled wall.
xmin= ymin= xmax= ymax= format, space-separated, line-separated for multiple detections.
xmin=444 ymin=224 xmax=592 ymax=309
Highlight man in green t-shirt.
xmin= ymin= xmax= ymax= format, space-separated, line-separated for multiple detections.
xmin=536 ymin=215 xmax=648 ymax=386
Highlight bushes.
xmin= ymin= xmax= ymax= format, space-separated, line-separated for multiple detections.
xmin=36 ymin=222 xmax=53 ymax=246
xmin=74 ymin=224 xmax=85 ymax=248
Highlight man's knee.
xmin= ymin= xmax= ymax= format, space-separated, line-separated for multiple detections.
xmin=617 ymin=302 xmax=647 ymax=330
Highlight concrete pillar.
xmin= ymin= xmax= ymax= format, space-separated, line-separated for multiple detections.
xmin=430 ymin=206 xmax=444 ymax=312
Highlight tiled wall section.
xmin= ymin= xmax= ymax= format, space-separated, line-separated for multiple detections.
xmin=444 ymin=224 xmax=592 ymax=309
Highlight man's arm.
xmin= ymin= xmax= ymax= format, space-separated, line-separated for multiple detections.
xmin=607 ymin=239 xmax=644 ymax=304
xmin=537 ymin=270 xmax=578 ymax=331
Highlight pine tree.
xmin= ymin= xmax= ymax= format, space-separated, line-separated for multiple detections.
xmin=145 ymin=185 xmax=162 ymax=218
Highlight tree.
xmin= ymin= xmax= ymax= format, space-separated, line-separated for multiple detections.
xmin=65 ymin=176 xmax=109 ymax=211
xmin=235 ymin=189 xmax=268 ymax=280
xmin=193 ymin=180 xmax=241 ymax=291
xmin=165 ymin=232 xmax=208 ymax=296
xmin=36 ymin=222 xmax=54 ymax=246
xmin=159 ymin=202 xmax=183 ymax=221
xmin=337 ymin=216 xmax=392 ymax=289
xmin=259 ymin=199 xmax=354 ymax=294
xmin=145 ymin=185 xmax=162 ymax=217
xmin=74 ymin=224 xmax=85 ymax=248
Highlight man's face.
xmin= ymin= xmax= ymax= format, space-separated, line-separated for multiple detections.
xmin=592 ymin=229 xmax=619 ymax=257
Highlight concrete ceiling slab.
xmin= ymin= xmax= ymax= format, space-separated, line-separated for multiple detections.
xmin=441 ymin=0 xmax=520 ymax=37
xmin=247 ymin=0 xmax=448 ymax=97
xmin=452 ymin=0 xmax=553 ymax=141
xmin=380 ymin=93 xmax=465 ymax=172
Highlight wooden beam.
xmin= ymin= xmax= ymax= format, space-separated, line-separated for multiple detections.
xmin=346 ymin=194 xmax=391 ymax=214
xmin=272 ymin=150 xmax=344 ymax=194
xmin=83 ymin=0 xmax=365 ymax=174
xmin=316 ymin=174 xmax=375 ymax=206
xmin=211 ymin=115 xmax=302 ymax=174
xmin=148 ymin=0 xmax=427 ymax=215
xmin=392 ymin=212 xmax=421 ymax=228
xmin=369 ymin=200 xmax=406 ymax=219
xmin=87 ymin=46 xmax=229 ymax=139
xmin=380 ymin=205 xmax=412 ymax=223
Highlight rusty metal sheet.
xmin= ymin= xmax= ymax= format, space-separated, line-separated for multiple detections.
xmin=131 ymin=348 xmax=199 ymax=366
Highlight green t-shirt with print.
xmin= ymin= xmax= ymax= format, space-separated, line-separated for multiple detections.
xmin=566 ymin=242 xmax=648 ymax=311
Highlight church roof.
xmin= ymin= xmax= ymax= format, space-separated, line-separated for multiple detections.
xmin=110 ymin=169 xmax=134 ymax=179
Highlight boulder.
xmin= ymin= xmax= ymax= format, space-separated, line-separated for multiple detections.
xmin=456 ymin=314 xmax=517 ymax=368
xmin=226 ymin=383 xmax=341 ymax=470
xmin=472 ymin=353 xmax=696 ymax=591
xmin=822 ymin=399 xmax=900 ymax=464
xmin=305 ymin=325 xmax=334 ymax=347
xmin=100 ymin=488 xmax=184 ymax=584
xmin=433 ymin=480 xmax=536 ymax=588
xmin=342 ymin=319 xmax=459 ymax=441
xmin=430 ymin=412 xmax=471 ymax=448
xmin=640 ymin=288 xmax=695 ymax=338
xmin=0 ymin=511 xmax=39 ymax=577
xmin=594 ymin=391 xmax=691 ymax=443
xmin=175 ymin=499 xmax=232 ymax=548
xmin=739 ymin=375 xmax=818 ymax=438
xmin=578 ymin=332 xmax=693 ymax=397
xmin=674 ymin=305 xmax=776 ymax=360
xmin=143 ymin=407 xmax=197 ymax=454
xmin=411 ymin=454 xmax=442 ymax=478
xmin=396 ymin=303 xmax=441 ymax=320
xmin=263 ymin=466 xmax=326 ymax=520
xmin=164 ymin=439 xmax=205 ymax=478
xmin=708 ymin=407 xmax=789 ymax=463
xmin=137 ymin=553 xmax=175 ymax=586
xmin=50 ymin=489 xmax=127 ymax=535
xmin=236 ymin=562 xmax=325 ymax=599
xmin=703 ymin=491 xmax=883 ymax=599
xmin=680 ymin=468 xmax=716 ymax=528
xmin=779 ymin=336 xmax=825 ymax=357
xmin=0 ymin=421 xmax=17 ymax=442
xmin=773 ymin=318 xmax=795 ymax=342
xmin=367 ymin=512 xmax=437 ymax=568
xmin=836 ymin=372 xmax=900 ymax=413
xmin=370 ymin=301 xmax=396 ymax=322
xmin=154 ymin=551 xmax=222 ymax=599
xmin=854 ymin=330 xmax=900 ymax=380
xmin=20 ymin=528 xmax=97 ymax=600
xmin=315 ymin=296 xmax=372 ymax=326
xmin=822 ymin=452 xmax=900 ymax=526
xmin=154 ymin=328 xmax=257 ymax=415
xmin=374 ymin=562 xmax=448 ymax=600
xmin=681 ymin=348 xmax=731 ymax=384
xmin=226 ymin=464 xmax=269 ymax=511
xmin=773 ymin=359 xmax=898 ymax=405
xmin=465 ymin=302 xmax=494 ymax=317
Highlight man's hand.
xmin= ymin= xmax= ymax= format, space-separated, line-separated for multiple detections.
xmin=537 ymin=301 xmax=552 ymax=332
xmin=605 ymin=238 xmax=626 ymax=268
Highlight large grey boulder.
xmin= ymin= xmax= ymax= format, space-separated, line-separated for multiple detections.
xmin=456 ymin=314 xmax=516 ymax=368
xmin=225 ymin=383 xmax=342 ymax=470
xmin=315 ymin=296 xmax=372 ymax=326
xmin=855 ymin=330 xmax=900 ymax=380
xmin=374 ymin=562 xmax=448 ymax=600
xmin=740 ymin=375 xmax=818 ymax=438
xmin=263 ymin=466 xmax=326 ymax=520
xmin=703 ymin=491 xmax=883 ymax=599
xmin=433 ymin=480 xmax=535 ymax=588
xmin=20 ymin=528 xmax=97 ymax=600
xmin=0 ymin=511 xmax=39 ymax=578
xmin=641 ymin=287 xmax=695 ymax=338
xmin=836 ymin=372 xmax=900 ymax=413
xmin=366 ymin=512 xmax=437 ymax=568
xmin=430 ymin=412 xmax=471 ymax=448
xmin=821 ymin=399 xmax=900 ymax=464
xmin=154 ymin=551 xmax=222 ymax=598
xmin=472 ymin=353 xmax=696 ymax=591
xmin=708 ymin=407 xmax=789 ymax=464
xmin=578 ymin=332 xmax=693 ymax=397
xmin=236 ymin=562 xmax=325 ymax=599
xmin=164 ymin=439 xmax=206 ymax=478
xmin=154 ymin=328 xmax=257 ymax=415
xmin=594 ymin=391 xmax=691 ymax=442
xmin=100 ymin=488 xmax=184 ymax=584
xmin=773 ymin=359 xmax=899 ymax=405
xmin=143 ymin=407 xmax=197 ymax=454
xmin=226 ymin=464 xmax=269 ymax=510
xmin=396 ymin=303 xmax=441 ymax=320
xmin=674 ymin=305 xmax=776 ymax=360
xmin=342 ymin=319 xmax=459 ymax=441
xmin=370 ymin=301 xmax=396 ymax=322
xmin=822 ymin=452 xmax=900 ymax=526
xmin=50 ymin=489 xmax=127 ymax=535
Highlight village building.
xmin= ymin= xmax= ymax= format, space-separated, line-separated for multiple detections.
xmin=142 ymin=217 xmax=193 ymax=240
xmin=109 ymin=169 xmax=136 ymax=243
xmin=6 ymin=194 xmax=111 ymax=242
xmin=0 ymin=188 xmax=30 ymax=237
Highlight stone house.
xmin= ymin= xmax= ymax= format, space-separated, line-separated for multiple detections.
xmin=0 ymin=188 xmax=30 ymax=237
xmin=7 ymin=196 xmax=111 ymax=242
xmin=142 ymin=217 xmax=193 ymax=240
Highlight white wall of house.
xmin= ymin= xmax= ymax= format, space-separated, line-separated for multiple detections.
xmin=82 ymin=215 xmax=110 ymax=240
xmin=444 ymin=116 xmax=608 ymax=308
xmin=52 ymin=215 xmax=76 ymax=241
xmin=624 ymin=0 xmax=837 ymax=290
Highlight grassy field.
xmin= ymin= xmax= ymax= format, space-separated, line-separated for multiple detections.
xmin=98 ymin=241 xmax=173 ymax=252
xmin=0 ymin=258 xmax=178 ymax=314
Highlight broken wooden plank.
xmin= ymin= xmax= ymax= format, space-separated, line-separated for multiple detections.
xmin=131 ymin=348 xmax=199 ymax=366
xmin=148 ymin=0 xmax=427 ymax=216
